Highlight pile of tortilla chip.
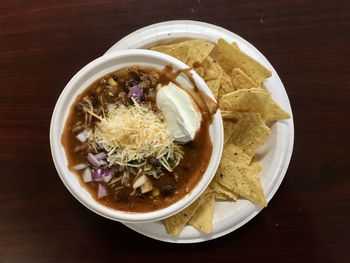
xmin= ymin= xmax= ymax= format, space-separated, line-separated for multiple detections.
xmin=151 ymin=38 xmax=290 ymax=236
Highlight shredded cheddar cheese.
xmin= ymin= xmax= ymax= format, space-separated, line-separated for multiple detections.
xmin=89 ymin=102 xmax=182 ymax=166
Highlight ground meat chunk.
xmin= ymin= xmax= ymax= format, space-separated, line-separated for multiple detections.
xmin=160 ymin=185 xmax=176 ymax=197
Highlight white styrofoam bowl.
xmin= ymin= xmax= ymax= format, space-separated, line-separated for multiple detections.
xmin=50 ymin=49 xmax=223 ymax=223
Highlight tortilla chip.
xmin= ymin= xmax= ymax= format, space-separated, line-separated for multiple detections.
xmin=221 ymin=111 xmax=242 ymax=120
xmin=188 ymin=193 xmax=215 ymax=234
xmin=151 ymin=39 xmax=214 ymax=67
xmin=217 ymin=70 xmax=234 ymax=100
xmin=211 ymin=179 xmax=239 ymax=201
xmin=230 ymin=68 xmax=258 ymax=90
xmin=214 ymin=193 xmax=235 ymax=202
xmin=217 ymin=159 xmax=267 ymax=207
xmin=211 ymin=144 xmax=246 ymax=201
xmin=163 ymin=198 xmax=202 ymax=236
xmin=220 ymin=88 xmax=290 ymax=122
xmin=226 ymin=113 xmax=271 ymax=160
xmin=223 ymin=125 xmax=235 ymax=145
xmin=151 ymin=44 xmax=190 ymax=64
xmin=221 ymin=143 xmax=251 ymax=165
xmin=209 ymin=41 xmax=238 ymax=63
xmin=214 ymin=144 xmax=266 ymax=206
xmin=205 ymin=79 xmax=221 ymax=99
xmin=195 ymin=57 xmax=222 ymax=99
xmin=213 ymin=193 xmax=228 ymax=201
xmin=201 ymin=57 xmax=222 ymax=81
xmin=195 ymin=67 xmax=205 ymax=78
xmin=196 ymin=56 xmax=233 ymax=100
xmin=231 ymin=42 xmax=239 ymax=49
xmin=218 ymin=38 xmax=271 ymax=84
xmin=223 ymin=118 xmax=240 ymax=145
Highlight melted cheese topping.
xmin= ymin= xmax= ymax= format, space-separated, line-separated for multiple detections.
xmin=90 ymin=101 xmax=181 ymax=165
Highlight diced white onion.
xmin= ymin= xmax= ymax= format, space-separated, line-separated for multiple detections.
xmin=141 ymin=180 xmax=153 ymax=193
xmin=76 ymin=129 xmax=91 ymax=142
xmin=82 ymin=168 xmax=92 ymax=183
xmin=73 ymin=163 xmax=88 ymax=170
xmin=103 ymin=173 xmax=112 ymax=183
xmin=98 ymin=184 xmax=107 ymax=198
xmin=132 ymin=174 xmax=147 ymax=189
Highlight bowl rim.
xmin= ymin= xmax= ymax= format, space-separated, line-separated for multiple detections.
xmin=50 ymin=49 xmax=224 ymax=223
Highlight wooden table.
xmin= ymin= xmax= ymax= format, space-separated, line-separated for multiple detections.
xmin=1 ymin=1 xmax=349 ymax=262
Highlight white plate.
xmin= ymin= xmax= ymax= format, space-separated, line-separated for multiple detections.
xmin=105 ymin=20 xmax=294 ymax=243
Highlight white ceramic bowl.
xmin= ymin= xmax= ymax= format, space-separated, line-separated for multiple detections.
xmin=50 ymin=49 xmax=223 ymax=223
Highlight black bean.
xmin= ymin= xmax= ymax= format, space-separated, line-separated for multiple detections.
xmin=89 ymin=91 xmax=97 ymax=97
xmin=92 ymin=98 xmax=99 ymax=107
xmin=160 ymin=185 xmax=176 ymax=197
xmin=137 ymin=193 xmax=147 ymax=199
xmin=148 ymin=157 xmax=160 ymax=166
xmin=129 ymin=69 xmax=141 ymax=81
xmin=114 ymin=192 xmax=129 ymax=202
xmin=75 ymin=103 xmax=84 ymax=114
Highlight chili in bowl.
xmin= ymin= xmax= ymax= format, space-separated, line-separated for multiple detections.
xmin=50 ymin=49 xmax=223 ymax=223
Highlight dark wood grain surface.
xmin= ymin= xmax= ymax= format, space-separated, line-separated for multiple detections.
xmin=1 ymin=0 xmax=350 ymax=262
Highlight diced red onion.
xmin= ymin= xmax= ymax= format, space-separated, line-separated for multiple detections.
xmin=98 ymin=184 xmax=108 ymax=198
xmin=73 ymin=163 xmax=88 ymax=170
xmin=128 ymin=85 xmax=143 ymax=101
xmin=94 ymin=152 xmax=106 ymax=161
xmin=99 ymin=160 xmax=108 ymax=166
xmin=100 ymin=169 xmax=109 ymax=176
xmin=87 ymin=153 xmax=100 ymax=167
xmin=102 ymin=169 xmax=112 ymax=182
xmin=92 ymin=169 xmax=103 ymax=181
xmin=82 ymin=167 xmax=92 ymax=183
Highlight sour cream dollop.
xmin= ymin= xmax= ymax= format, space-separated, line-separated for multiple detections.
xmin=156 ymin=82 xmax=202 ymax=143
